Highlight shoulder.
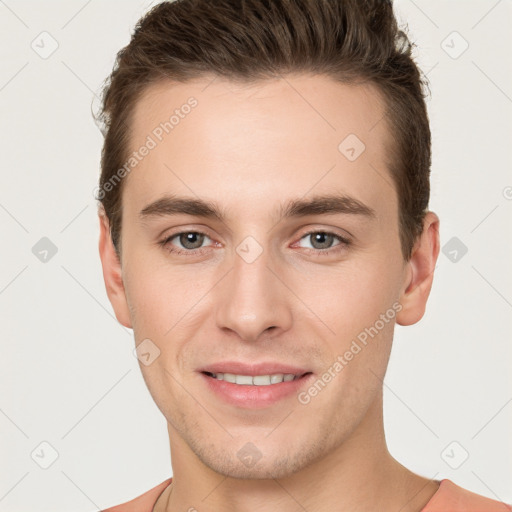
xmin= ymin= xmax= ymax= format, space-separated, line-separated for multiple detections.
xmin=101 ymin=478 xmax=172 ymax=512
xmin=422 ymin=479 xmax=511 ymax=512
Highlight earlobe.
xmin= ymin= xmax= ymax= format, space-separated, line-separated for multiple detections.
xmin=97 ymin=208 xmax=132 ymax=329
xmin=396 ymin=211 xmax=440 ymax=326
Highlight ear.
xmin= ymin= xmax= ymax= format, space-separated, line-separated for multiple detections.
xmin=98 ymin=208 xmax=132 ymax=329
xmin=396 ymin=211 xmax=440 ymax=326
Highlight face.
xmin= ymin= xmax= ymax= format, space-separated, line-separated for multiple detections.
xmin=100 ymin=74 xmax=433 ymax=479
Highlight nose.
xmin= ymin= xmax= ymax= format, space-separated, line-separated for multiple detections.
xmin=214 ymin=244 xmax=293 ymax=343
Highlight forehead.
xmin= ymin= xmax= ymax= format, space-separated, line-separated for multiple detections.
xmin=123 ymin=74 xmax=396 ymax=225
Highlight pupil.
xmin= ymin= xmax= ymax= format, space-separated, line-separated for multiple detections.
xmin=181 ymin=232 xmax=203 ymax=249
xmin=312 ymin=232 xmax=331 ymax=249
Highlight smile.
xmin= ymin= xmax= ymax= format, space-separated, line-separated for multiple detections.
xmin=204 ymin=372 xmax=301 ymax=385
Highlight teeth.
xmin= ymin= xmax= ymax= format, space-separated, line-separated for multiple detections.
xmin=253 ymin=375 xmax=272 ymax=385
xmin=236 ymin=375 xmax=253 ymax=385
xmin=210 ymin=372 xmax=298 ymax=385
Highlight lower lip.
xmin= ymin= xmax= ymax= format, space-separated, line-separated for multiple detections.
xmin=200 ymin=372 xmax=313 ymax=408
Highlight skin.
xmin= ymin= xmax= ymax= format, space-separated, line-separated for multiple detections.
xmin=98 ymin=73 xmax=440 ymax=512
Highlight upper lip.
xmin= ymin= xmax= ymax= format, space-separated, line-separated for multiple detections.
xmin=198 ymin=361 xmax=311 ymax=376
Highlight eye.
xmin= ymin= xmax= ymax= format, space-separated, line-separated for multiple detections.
xmin=159 ymin=230 xmax=213 ymax=256
xmin=295 ymin=230 xmax=350 ymax=255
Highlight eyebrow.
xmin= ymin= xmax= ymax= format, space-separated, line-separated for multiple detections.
xmin=139 ymin=193 xmax=376 ymax=224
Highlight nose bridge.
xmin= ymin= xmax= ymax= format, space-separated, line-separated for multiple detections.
xmin=215 ymin=238 xmax=292 ymax=341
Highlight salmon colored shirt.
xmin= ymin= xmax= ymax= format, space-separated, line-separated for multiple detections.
xmin=101 ymin=478 xmax=512 ymax=512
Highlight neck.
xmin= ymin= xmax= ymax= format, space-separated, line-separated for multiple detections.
xmin=157 ymin=391 xmax=439 ymax=512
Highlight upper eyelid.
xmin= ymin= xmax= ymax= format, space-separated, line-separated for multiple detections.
xmin=299 ymin=228 xmax=350 ymax=241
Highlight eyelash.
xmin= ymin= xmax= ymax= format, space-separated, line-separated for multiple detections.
xmin=158 ymin=229 xmax=351 ymax=257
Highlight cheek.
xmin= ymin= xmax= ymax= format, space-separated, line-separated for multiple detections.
xmin=292 ymin=258 xmax=402 ymax=340
xmin=124 ymin=274 xmax=170 ymax=337
xmin=324 ymin=260 xmax=401 ymax=401
xmin=123 ymin=256 xmax=205 ymax=339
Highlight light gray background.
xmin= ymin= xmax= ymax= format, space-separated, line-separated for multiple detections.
xmin=1 ymin=0 xmax=511 ymax=510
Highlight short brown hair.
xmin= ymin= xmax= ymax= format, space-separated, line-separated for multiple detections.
xmin=96 ymin=0 xmax=432 ymax=261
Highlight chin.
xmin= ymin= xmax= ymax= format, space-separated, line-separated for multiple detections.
xmin=203 ymin=454 xmax=306 ymax=480
xmin=189 ymin=434 xmax=328 ymax=480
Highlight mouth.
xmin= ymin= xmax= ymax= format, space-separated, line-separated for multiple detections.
xmin=202 ymin=371 xmax=311 ymax=385
xmin=198 ymin=363 xmax=314 ymax=408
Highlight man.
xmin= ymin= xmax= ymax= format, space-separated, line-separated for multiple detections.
xmin=96 ymin=0 xmax=511 ymax=510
